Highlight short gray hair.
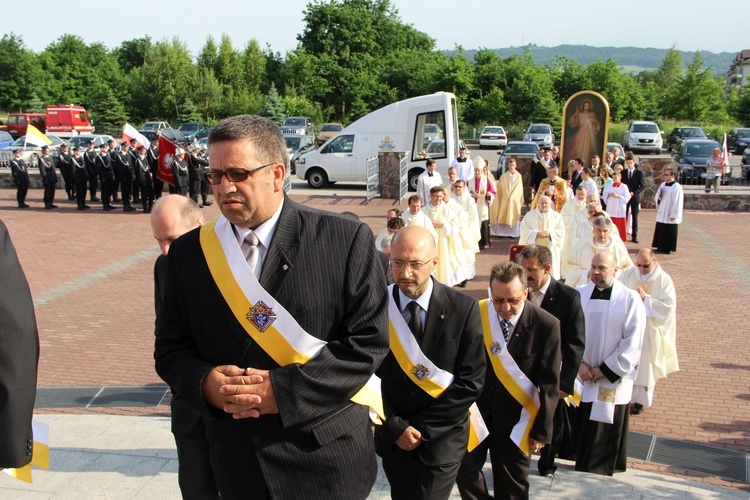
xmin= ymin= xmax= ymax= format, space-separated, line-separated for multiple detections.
xmin=489 ymin=261 xmax=525 ymax=286
xmin=520 ymin=244 xmax=553 ymax=268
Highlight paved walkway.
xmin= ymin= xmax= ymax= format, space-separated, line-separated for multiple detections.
xmin=1 ymin=188 xmax=749 ymax=496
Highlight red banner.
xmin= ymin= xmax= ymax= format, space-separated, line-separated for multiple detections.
xmin=157 ymin=134 xmax=178 ymax=186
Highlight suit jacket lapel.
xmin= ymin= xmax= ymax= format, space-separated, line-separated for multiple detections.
xmin=422 ymin=278 xmax=449 ymax=359
xmin=509 ymin=303 xmax=533 ymax=355
xmin=540 ymin=278 xmax=558 ymax=309
xmin=259 ymin=196 xmax=299 ymax=296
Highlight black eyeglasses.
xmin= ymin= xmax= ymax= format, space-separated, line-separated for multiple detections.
xmin=203 ymin=162 xmax=276 ymax=185
xmin=491 ymin=295 xmax=526 ymax=306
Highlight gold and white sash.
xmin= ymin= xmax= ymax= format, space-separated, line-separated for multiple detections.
xmin=479 ymin=299 xmax=540 ymax=455
xmin=200 ymin=216 xmax=383 ymax=420
xmin=387 ymin=285 xmax=488 ymax=450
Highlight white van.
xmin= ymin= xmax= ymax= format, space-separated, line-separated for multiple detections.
xmin=296 ymin=92 xmax=460 ymax=189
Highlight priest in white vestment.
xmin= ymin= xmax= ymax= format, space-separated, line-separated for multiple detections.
xmin=575 ymin=251 xmax=645 ymax=476
xmin=568 ymin=217 xmax=631 ymax=287
xmin=519 ymin=196 xmax=566 ymax=280
xmin=619 ymin=249 xmax=678 ymax=412
xmin=489 ymin=157 xmax=524 ymax=238
xmin=402 ymin=194 xmax=438 ymax=244
xmin=422 ymin=187 xmax=459 ymax=285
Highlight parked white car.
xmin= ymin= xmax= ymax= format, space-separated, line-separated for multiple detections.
xmin=479 ymin=126 xmax=508 ymax=149
xmin=623 ymin=121 xmax=663 ymax=154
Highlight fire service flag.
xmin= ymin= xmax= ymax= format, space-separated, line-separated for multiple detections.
xmin=157 ymin=134 xmax=178 ymax=186
xmin=121 ymin=123 xmax=150 ymax=149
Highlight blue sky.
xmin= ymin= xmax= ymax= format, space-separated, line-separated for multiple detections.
xmin=5 ymin=0 xmax=744 ymax=57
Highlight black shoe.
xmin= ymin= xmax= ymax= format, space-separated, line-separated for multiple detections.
xmin=90 ymin=196 xmax=100 ymax=202
xmin=83 ymin=205 xmax=92 ymax=209
xmin=202 ymin=200 xmax=212 ymax=206
xmin=632 ymin=237 xmax=639 ymax=243
xmin=77 ymin=206 xmax=86 ymax=211
xmin=124 ymin=206 xmax=135 ymax=212
xmin=539 ymin=466 xmax=557 ymax=478
xmin=44 ymin=205 xmax=52 ymax=210
xmin=457 ymin=280 xmax=468 ymax=288
xmin=68 ymin=195 xmax=75 ymax=201
xmin=113 ymin=197 xmax=121 ymax=202
xmin=133 ymin=197 xmax=142 ymax=203
xmin=107 ymin=204 xmax=116 ymax=210
xmin=23 ymin=203 xmax=30 ymax=208
xmin=103 ymin=205 xmax=113 ymax=211
xmin=631 ymin=403 xmax=645 ymax=415
xmin=50 ymin=204 xmax=58 ymax=208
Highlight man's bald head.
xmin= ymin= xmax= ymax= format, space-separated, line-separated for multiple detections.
xmin=390 ymin=226 xmax=438 ymax=299
xmin=590 ymin=251 xmax=617 ymax=288
xmin=150 ymin=195 xmax=205 ymax=255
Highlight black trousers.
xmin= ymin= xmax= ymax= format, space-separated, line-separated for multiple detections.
xmin=75 ymin=181 xmax=88 ymax=207
xmin=176 ymin=185 xmax=188 ymax=196
xmin=16 ymin=184 xmax=29 ymax=206
xmin=141 ymin=179 xmax=154 ymax=211
xmin=479 ymin=220 xmax=490 ymax=249
xmin=626 ymin=197 xmax=640 ymax=239
xmin=43 ymin=182 xmax=56 ymax=206
xmin=456 ymin=440 xmax=492 ymax=500
xmin=153 ymin=177 xmax=164 ymax=199
xmin=189 ymin=178 xmax=201 ymax=203
xmin=171 ymin=396 xmax=220 ymax=500
xmin=132 ymin=175 xmax=141 ymax=200
xmin=537 ymin=399 xmax=576 ymax=475
xmin=201 ymin=178 xmax=211 ymax=202
xmin=121 ymin=176 xmax=133 ymax=206
xmin=63 ymin=173 xmax=75 ymax=198
xmin=88 ymin=173 xmax=99 ymax=198
xmin=381 ymin=446 xmax=461 ymax=500
xmin=574 ymin=402 xmax=629 ymax=476
xmin=100 ymin=178 xmax=114 ymax=207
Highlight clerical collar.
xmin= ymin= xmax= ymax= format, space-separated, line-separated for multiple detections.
xmin=428 ymin=172 xmax=434 ymax=177
xmin=665 ymin=181 xmax=675 ymax=186
xmin=456 ymin=157 xmax=467 ymax=163
xmin=590 ymin=285 xmax=613 ymax=300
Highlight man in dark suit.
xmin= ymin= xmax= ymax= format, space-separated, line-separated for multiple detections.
xmin=154 ymin=115 xmax=388 ymax=499
xmin=457 ymin=261 xmax=560 ymax=500
xmin=530 ymin=147 xmax=555 ymax=193
xmin=114 ymin=142 xmax=136 ymax=212
xmin=622 ymin=153 xmax=645 ymax=243
xmin=84 ymin=139 xmax=100 ymax=202
xmin=520 ymin=245 xmax=586 ymax=477
xmin=9 ymin=150 xmax=30 ymax=208
xmin=375 ymin=225 xmax=485 ymax=500
xmin=39 ymin=145 xmax=58 ymax=209
xmin=0 ymin=220 xmax=40 ymax=470
xmin=71 ymin=147 xmax=90 ymax=210
xmin=570 ymin=158 xmax=584 ymax=191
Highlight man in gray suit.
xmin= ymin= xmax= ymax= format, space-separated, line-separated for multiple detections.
xmin=0 ymin=220 xmax=39 ymax=470
xmin=154 ymin=115 xmax=388 ymax=499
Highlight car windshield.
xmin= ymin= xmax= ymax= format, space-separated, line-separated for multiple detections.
xmin=685 ymin=143 xmax=719 ymax=157
xmin=682 ymin=128 xmax=705 ymax=137
xmin=179 ymin=124 xmax=199 ymax=132
xmin=321 ymin=124 xmax=341 ymax=132
xmin=142 ymin=123 xmax=159 ymax=130
xmin=506 ymin=144 xmax=538 ymax=154
xmin=483 ymin=127 xmax=505 ymax=134
xmin=633 ymin=123 xmax=659 ymax=133
xmin=285 ymin=137 xmax=301 ymax=149
xmin=528 ymin=126 xmax=549 ymax=134
xmin=67 ymin=136 xmax=91 ymax=148
xmin=284 ymin=118 xmax=305 ymax=126
xmin=426 ymin=141 xmax=445 ymax=154
xmin=736 ymin=130 xmax=750 ymax=138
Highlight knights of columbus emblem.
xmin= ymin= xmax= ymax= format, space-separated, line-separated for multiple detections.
xmin=247 ymin=301 xmax=276 ymax=332
xmin=490 ymin=341 xmax=502 ymax=355
xmin=412 ymin=364 xmax=430 ymax=380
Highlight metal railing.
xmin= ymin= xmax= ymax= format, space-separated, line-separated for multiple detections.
xmin=398 ymin=153 xmax=408 ymax=202
xmin=678 ymin=164 xmax=750 ymax=191
xmin=366 ymin=155 xmax=380 ymax=202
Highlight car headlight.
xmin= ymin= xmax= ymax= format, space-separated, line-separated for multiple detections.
xmin=298 ymin=157 xmax=305 ymax=165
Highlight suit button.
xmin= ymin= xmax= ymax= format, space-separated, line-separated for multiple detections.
xmin=409 ymin=392 xmax=415 ymax=398
xmin=252 ymin=437 xmax=262 ymax=445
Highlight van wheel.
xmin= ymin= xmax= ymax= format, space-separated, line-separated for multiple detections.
xmin=408 ymin=170 xmax=421 ymax=191
xmin=307 ymin=168 xmax=328 ymax=189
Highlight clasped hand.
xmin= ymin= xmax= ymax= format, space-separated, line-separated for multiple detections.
xmin=201 ymin=365 xmax=279 ymax=419
xmin=578 ymin=362 xmax=604 ymax=382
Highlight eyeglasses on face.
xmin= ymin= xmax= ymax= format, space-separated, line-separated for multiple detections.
xmin=203 ymin=162 xmax=276 ymax=185
xmin=391 ymin=258 xmax=435 ymax=271
xmin=491 ymin=295 xmax=525 ymax=306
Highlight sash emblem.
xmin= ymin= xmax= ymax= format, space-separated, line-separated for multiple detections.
xmin=412 ymin=364 xmax=430 ymax=380
xmin=490 ymin=341 xmax=502 ymax=355
xmin=247 ymin=301 xmax=276 ymax=332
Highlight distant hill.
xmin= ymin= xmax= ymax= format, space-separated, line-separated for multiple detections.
xmin=450 ymin=45 xmax=737 ymax=76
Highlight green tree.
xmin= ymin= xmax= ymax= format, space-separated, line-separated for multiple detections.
xmin=214 ymin=34 xmax=243 ymax=90
xmin=654 ymin=46 xmax=684 ymax=117
xmin=260 ymin=83 xmax=286 ymax=124
xmin=242 ymin=39 xmax=266 ymax=95
xmin=0 ymin=34 xmax=47 ymax=111
xmin=549 ymin=56 xmax=587 ymax=103
xmin=178 ymin=98 xmax=203 ymax=122
xmin=197 ymin=36 xmax=218 ymax=70
xmin=672 ymin=52 xmax=727 ymax=122
xmin=89 ymin=87 xmax=129 ymax=125
xmin=117 ymin=37 xmax=152 ymax=73
xmin=194 ymin=66 xmax=223 ymax=122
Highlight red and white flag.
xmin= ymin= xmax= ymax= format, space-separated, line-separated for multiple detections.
xmin=157 ymin=133 xmax=178 ymax=186
xmin=722 ymin=133 xmax=730 ymax=174
xmin=122 ymin=123 xmax=150 ymax=149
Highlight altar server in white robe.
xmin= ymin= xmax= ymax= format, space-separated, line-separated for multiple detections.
xmin=619 ymin=249 xmax=678 ymax=413
xmin=441 ymin=186 xmax=471 ymax=286
xmin=567 ymin=217 xmax=631 ymax=287
xmin=651 ymin=167 xmax=684 ymax=254
xmin=519 ymin=196 xmax=566 ymax=280
xmin=402 ymin=195 xmax=438 ymax=244
xmin=422 ymin=187 xmax=459 ymax=285
xmin=575 ymin=251 xmax=645 ymax=476
xmin=489 ymin=157 xmax=524 ymax=238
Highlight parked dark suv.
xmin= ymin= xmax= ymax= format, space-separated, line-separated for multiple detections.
xmin=665 ymin=126 xmax=707 ymax=151
xmin=138 ymin=128 xmax=189 ymax=148
xmin=727 ymin=128 xmax=750 ymax=154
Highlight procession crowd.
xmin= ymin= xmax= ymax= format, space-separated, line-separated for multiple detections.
xmin=3 ymin=118 xmax=682 ymax=500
